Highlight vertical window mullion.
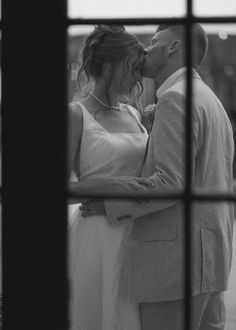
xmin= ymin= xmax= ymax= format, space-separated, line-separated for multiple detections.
xmin=185 ymin=0 xmax=193 ymax=329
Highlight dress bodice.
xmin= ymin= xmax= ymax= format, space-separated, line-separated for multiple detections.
xmin=72 ymin=103 xmax=148 ymax=181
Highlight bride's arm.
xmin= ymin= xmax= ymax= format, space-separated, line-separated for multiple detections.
xmin=67 ymin=103 xmax=87 ymax=204
xmin=67 ymin=103 xmax=82 ymax=179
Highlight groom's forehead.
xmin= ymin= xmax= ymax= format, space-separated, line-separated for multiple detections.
xmin=152 ymin=28 xmax=174 ymax=42
xmin=152 ymin=30 xmax=167 ymax=42
xmin=152 ymin=33 xmax=158 ymax=41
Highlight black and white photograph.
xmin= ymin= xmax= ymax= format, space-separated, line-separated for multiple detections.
xmin=2 ymin=0 xmax=236 ymax=329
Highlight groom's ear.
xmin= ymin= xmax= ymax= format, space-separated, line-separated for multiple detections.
xmin=167 ymin=40 xmax=182 ymax=56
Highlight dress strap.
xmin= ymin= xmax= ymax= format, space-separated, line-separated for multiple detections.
xmin=71 ymin=102 xmax=96 ymax=130
xmin=72 ymin=101 xmax=109 ymax=133
xmin=70 ymin=102 xmax=91 ymax=181
xmin=125 ymin=105 xmax=147 ymax=134
xmin=72 ymin=101 xmax=87 ymax=117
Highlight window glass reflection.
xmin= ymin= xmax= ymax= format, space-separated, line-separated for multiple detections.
xmin=193 ymin=0 xmax=236 ymax=17
xmin=195 ymin=24 xmax=236 ymax=178
xmin=68 ymin=0 xmax=186 ymax=18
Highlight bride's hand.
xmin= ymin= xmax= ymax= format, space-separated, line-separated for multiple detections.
xmin=80 ymin=199 xmax=106 ymax=217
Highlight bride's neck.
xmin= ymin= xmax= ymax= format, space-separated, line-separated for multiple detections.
xmin=93 ymin=83 xmax=120 ymax=107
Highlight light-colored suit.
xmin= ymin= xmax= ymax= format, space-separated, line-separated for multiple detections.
xmin=105 ymin=68 xmax=235 ymax=307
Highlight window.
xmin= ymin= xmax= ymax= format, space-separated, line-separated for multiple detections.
xmin=2 ymin=0 xmax=236 ymax=329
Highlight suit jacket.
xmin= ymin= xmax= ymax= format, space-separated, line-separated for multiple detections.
xmin=105 ymin=67 xmax=235 ymax=303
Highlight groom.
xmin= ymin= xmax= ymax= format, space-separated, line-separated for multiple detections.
xmin=81 ymin=24 xmax=235 ymax=329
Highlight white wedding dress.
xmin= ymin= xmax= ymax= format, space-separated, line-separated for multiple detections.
xmin=68 ymin=103 xmax=148 ymax=330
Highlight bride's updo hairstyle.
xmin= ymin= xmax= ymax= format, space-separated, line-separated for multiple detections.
xmin=77 ymin=25 xmax=144 ymax=108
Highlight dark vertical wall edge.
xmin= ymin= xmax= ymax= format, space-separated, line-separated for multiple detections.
xmin=2 ymin=1 xmax=68 ymax=329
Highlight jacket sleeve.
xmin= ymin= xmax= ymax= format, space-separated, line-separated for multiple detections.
xmin=104 ymin=91 xmax=199 ymax=224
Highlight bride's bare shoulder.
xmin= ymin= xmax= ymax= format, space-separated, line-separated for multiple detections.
xmin=68 ymin=101 xmax=83 ymax=123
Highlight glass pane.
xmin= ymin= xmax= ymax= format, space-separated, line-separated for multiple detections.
xmin=196 ymin=24 xmax=236 ymax=182
xmin=66 ymin=24 xmax=186 ymax=199
xmin=226 ymin=219 xmax=236 ymax=329
xmin=68 ymin=0 xmax=186 ymax=18
xmin=67 ymin=25 xmax=158 ymax=106
xmin=193 ymin=0 xmax=236 ymax=17
xmin=67 ymin=23 xmax=162 ymax=192
xmin=66 ymin=23 xmax=236 ymax=330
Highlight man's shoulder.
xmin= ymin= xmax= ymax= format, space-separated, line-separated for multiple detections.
xmin=159 ymin=83 xmax=185 ymax=105
xmin=159 ymin=81 xmax=186 ymax=102
xmin=168 ymin=79 xmax=186 ymax=94
xmin=162 ymin=77 xmax=217 ymax=104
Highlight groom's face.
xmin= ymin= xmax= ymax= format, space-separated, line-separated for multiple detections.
xmin=142 ymin=29 xmax=171 ymax=79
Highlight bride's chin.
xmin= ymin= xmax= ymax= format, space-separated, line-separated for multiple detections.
xmin=140 ymin=69 xmax=149 ymax=78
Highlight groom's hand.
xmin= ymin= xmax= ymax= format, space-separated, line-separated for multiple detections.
xmin=108 ymin=176 xmax=155 ymax=193
xmin=80 ymin=199 xmax=106 ymax=217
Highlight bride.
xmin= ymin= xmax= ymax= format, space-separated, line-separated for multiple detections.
xmin=68 ymin=25 xmax=152 ymax=330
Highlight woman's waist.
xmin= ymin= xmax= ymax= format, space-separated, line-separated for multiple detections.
xmin=75 ymin=212 xmax=130 ymax=235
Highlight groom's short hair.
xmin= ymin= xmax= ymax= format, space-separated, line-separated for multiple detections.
xmin=156 ymin=24 xmax=208 ymax=68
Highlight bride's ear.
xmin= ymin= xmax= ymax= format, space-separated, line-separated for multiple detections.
xmin=167 ymin=40 xmax=182 ymax=56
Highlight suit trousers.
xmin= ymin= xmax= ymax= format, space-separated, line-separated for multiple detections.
xmin=139 ymin=291 xmax=225 ymax=330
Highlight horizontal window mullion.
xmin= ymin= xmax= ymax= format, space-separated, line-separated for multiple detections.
xmin=68 ymin=191 xmax=183 ymax=200
xmin=66 ymin=16 xmax=236 ymax=27
xmin=66 ymin=17 xmax=187 ymax=26
xmin=67 ymin=191 xmax=236 ymax=201
xmin=192 ymin=16 xmax=236 ymax=23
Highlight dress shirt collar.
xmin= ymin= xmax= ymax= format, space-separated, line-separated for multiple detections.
xmin=156 ymin=67 xmax=201 ymax=98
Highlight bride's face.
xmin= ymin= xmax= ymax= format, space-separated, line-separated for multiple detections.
xmin=111 ymin=50 xmax=144 ymax=94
